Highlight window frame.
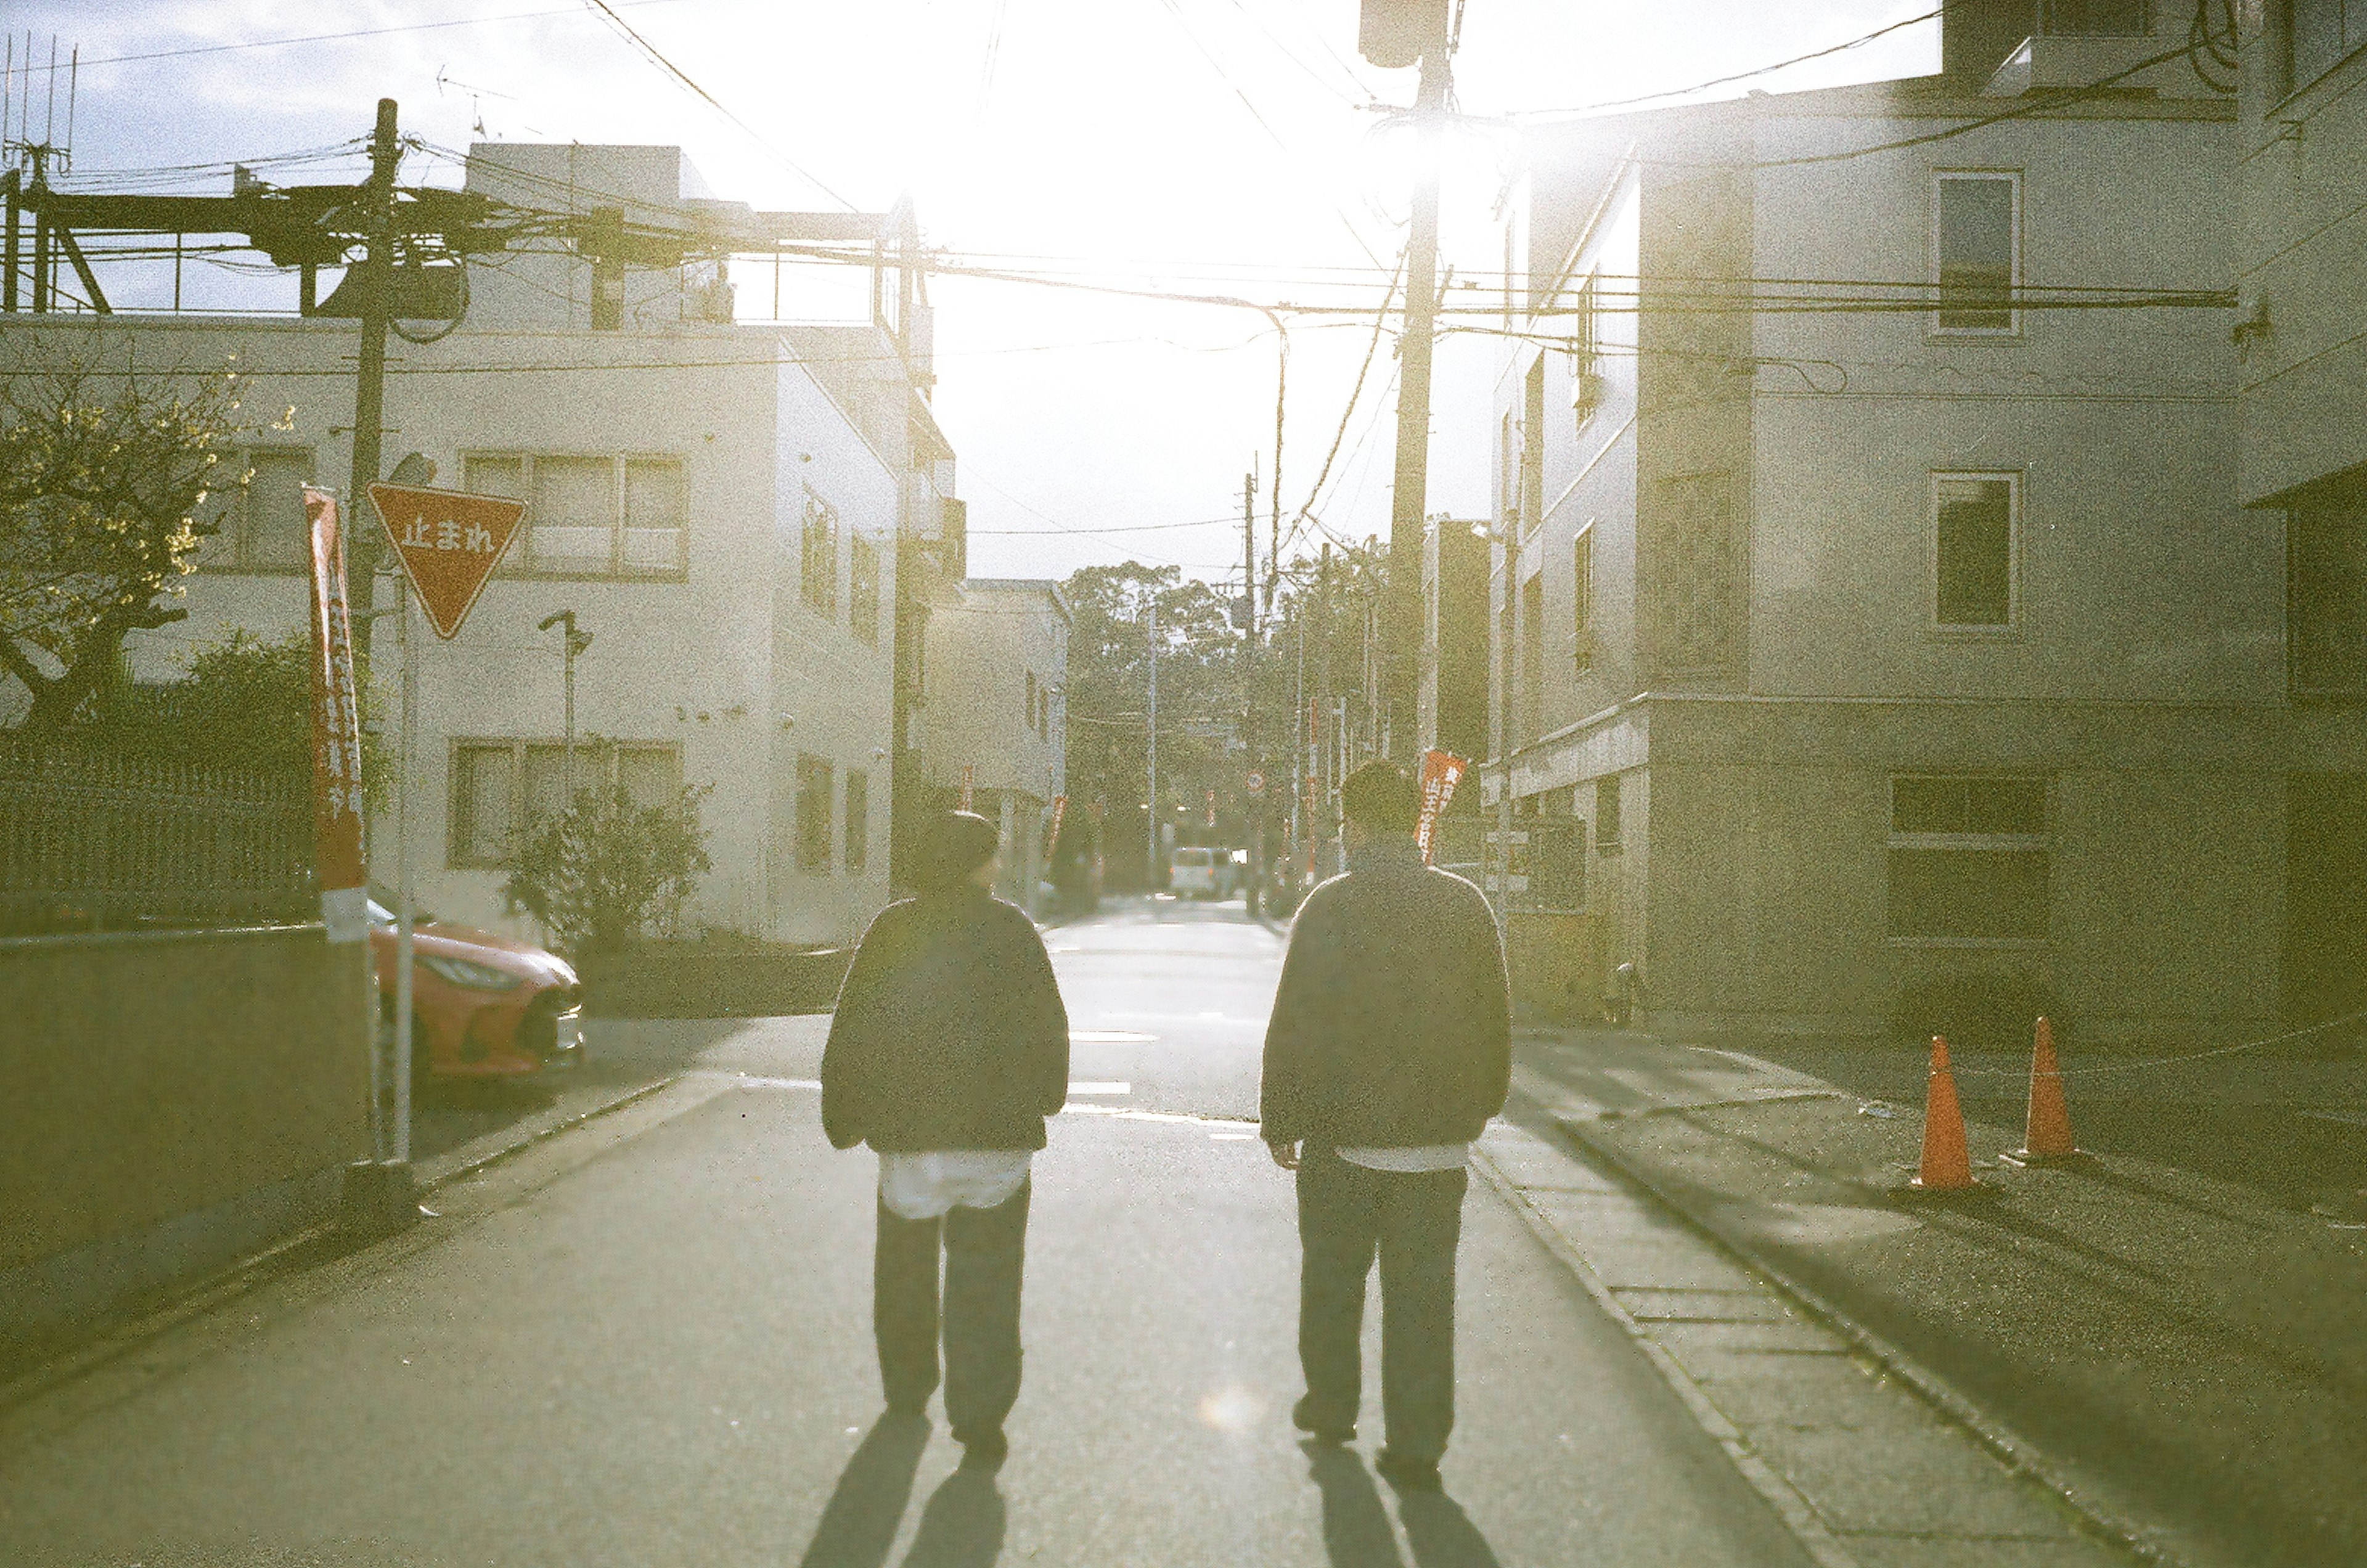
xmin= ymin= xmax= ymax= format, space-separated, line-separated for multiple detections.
xmin=801 ymin=486 xmax=840 ymax=618
xmin=849 ymin=531 xmax=881 ymax=645
xmin=1885 ymin=774 xmax=2051 ymax=947
xmin=1930 ymin=170 xmax=2022 ymax=339
xmin=1929 ymin=470 xmax=2023 ymax=637
xmin=459 ymin=450 xmax=689 ymax=582
xmin=1572 ymin=521 xmax=1596 ymax=673
xmin=446 ymin=737 xmax=683 ymax=870
xmin=2276 ymin=0 xmax=2367 ymax=102
xmin=795 ymin=751 xmax=836 ymax=875
xmin=1594 ymin=772 xmax=1622 ymax=855
xmin=195 ymin=445 xmax=317 ymax=574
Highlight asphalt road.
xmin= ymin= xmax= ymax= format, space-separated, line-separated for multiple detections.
xmin=0 ymin=896 xmax=1815 ymax=1567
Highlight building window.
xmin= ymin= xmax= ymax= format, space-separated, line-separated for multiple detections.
xmin=849 ymin=533 xmax=881 ymax=645
xmin=449 ymin=739 xmax=682 ymax=868
xmin=1888 ymin=776 xmax=2048 ymax=941
xmin=801 ymin=489 xmax=839 ymax=616
xmin=1520 ymin=572 xmax=1545 ymax=741
xmin=196 ymin=447 xmax=315 ymax=572
xmin=1653 ymin=471 xmax=1741 ymax=673
xmin=1934 ymin=474 xmax=2017 ymax=628
xmin=2041 ymin=0 xmax=2150 ymax=34
xmin=1573 ymin=526 xmax=1595 ymax=672
xmin=1520 ymin=357 xmax=1547 ymax=539
xmin=844 ymin=769 xmax=869 ymax=875
xmin=1499 ymin=412 xmax=1522 ymax=528
xmin=1569 ymin=274 xmax=1601 ymax=424
xmin=796 ymin=753 xmax=835 ymax=873
xmin=1595 ymin=773 xmax=1622 ymax=854
xmin=2285 ymin=0 xmax=2367 ymax=95
xmin=1026 ymin=669 xmax=1039 ymax=734
xmin=1934 ymin=173 xmax=2019 ymax=334
xmin=2289 ymin=492 xmax=2367 ymax=696
xmin=462 ymin=452 xmax=685 ymax=579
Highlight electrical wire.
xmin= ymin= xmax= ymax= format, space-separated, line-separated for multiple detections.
xmin=1283 ymin=247 xmax=1404 ymax=557
xmin=1499 ymin=8 xmax=1944 ymax=123
xmin=572 ymin=0 xmax=856 ymax=210
xmin=70 ymin=0 xmax=698 ymax=71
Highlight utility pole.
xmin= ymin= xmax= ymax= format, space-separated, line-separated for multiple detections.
xmin=1241 ymin=462 xmax=1264 ymax=916
xmin=1318 ymin=543 xmax=1335 ymax=872
xmin=347 ymin=99 xmax=401 ymax=605
xmin=1383 ymin=36 xmax=1453 ymax=762
xmin=1145 ymin=594 xmax=1159 ymax=893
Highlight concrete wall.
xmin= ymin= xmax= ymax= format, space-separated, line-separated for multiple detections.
xmin=0 ymin=926 xmax=370 ymax=1325
xmin=2238 ymin=10 xmax=2367 ymax=504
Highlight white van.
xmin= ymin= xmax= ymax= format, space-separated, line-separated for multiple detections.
xmin=1168 ymin=846 xmax=1233 ymax=900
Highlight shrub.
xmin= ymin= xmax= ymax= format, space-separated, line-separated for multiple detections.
xmin=504 ymin=782 xmax=713 ymax=956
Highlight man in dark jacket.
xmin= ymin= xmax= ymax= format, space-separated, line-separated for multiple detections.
xmin=1261 ymin=760 xmax=1511 ymax=1492
xmin=822 ymin=811 xmax=1070 ymax=1469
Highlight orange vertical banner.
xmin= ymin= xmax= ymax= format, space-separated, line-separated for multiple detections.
xmin=303 ymin=488 xmax=368 ymax=941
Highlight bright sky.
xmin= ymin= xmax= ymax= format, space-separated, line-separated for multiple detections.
xmin=14 ymin=1 xmax=1937 ymax=585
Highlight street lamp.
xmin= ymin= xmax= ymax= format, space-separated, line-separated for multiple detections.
xmin=538 ymin=610 xmax=593 ymax=806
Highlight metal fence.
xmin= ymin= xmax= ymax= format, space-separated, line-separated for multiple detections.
xmin=0 ymin=735 xmax=314 ymax=936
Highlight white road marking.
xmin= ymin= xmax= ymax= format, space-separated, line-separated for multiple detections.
xmin=1060 ymin=1103 xmax=1257 ymax=1130
xmin=1070 ymin=1030 xmax=1157 ymax=1043
xmin=734 ymin=1076 xmax=822 ymax=1090
xmin=1066 ymin=1081 xmax=1131 ymax=1096
xmin=1209 ymin=1132 xmax=1257 ymax=1141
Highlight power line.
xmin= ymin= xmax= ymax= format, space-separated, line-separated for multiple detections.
xmin=1501 ymin=8 xmax=1943 ymax=122
xmin=1285 ymin=247 xmax=1405 ymax=557
xmin=70 ymin=0 xmax=696 ymax=71
xmin=573 ymin=0 xmax=856 ymax=210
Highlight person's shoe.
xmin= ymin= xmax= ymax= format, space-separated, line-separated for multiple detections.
xmin=954 ymin=1427 xmax=1008 ymax=1471
xmin=1375 ymin=1450 xmax=1442 ymax=1492
xmin=1292 ymin=1395 xmax=1356 ymax=1446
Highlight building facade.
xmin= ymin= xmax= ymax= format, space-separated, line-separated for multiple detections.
xmin=920 ymin=578 xmax=1069 ymax=908
xmin=1482 ymin=7 xmax=2274 ymax=1042
xmin=2 ymin=144 xmax=954 ymax=949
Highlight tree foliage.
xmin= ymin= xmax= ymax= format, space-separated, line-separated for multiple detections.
xmin=504 ymin=782 xmax=715 ymax=955
xmin=1060 ymin=563 xmax=1244 ymax=873
xmin=0 ymin=356 xmax=248 ymax=735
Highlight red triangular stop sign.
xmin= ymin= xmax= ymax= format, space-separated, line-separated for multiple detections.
xmin=368 ymin=483 xmax=528 ymax=640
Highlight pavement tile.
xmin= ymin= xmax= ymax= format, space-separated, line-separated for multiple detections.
xmin=1561 ymin=1238 xmax=1765 ymax=1292
xmin=1651 ymin=1318 xmax=1849 ymax=1360
xmin=1611 ymin=1286 xmax=1797 ymax=1323
xmin=1749 ymin=1421 xmax=2083 ymax=1540
xmin=1678 ymin=1353 xmax=1907 ymax=1431
xmin=1836 ymin=1533 xmax=2130 ymax=1568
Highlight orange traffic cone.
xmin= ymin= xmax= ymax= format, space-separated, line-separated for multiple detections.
xmin=1910 ymin=1035 xmax=1977 ymax=1192
xmin=2011 ymin=1015 xmax=2082 ymax=1163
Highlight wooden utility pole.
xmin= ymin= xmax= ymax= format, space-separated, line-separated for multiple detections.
xmin=1383 ymin=44 xmax=1452 ymax=761
xmin=1242 ymin=463 xmax=1264 ymax=915
xmin=346 ymin=98 xmax=401 ymax=598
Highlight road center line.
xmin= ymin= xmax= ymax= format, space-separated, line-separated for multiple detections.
xmin=1067 ymin=1081 xmax=1130 ymax=1096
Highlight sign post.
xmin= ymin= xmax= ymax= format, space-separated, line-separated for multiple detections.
xmin=367 ymin=482 xmax=527 ymax=1171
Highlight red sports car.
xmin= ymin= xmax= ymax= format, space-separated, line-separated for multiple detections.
xmin=369 ymin=895 xmax=583 ymax=1086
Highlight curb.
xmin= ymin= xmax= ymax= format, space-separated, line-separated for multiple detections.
xmin=1469 ymin=1145 xmax=1863 ymax=1568
xmin=1553 ymin=1111 xmax=2185 ymax=1568
xmin=0 ymin=1074 xmax=682 ymax=1417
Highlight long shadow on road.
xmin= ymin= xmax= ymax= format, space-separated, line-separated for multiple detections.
xmin=797 ymin=1411 xmax=930 ymax=1568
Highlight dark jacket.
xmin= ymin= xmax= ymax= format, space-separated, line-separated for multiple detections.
xmin=821 ymin=889 xmax=1071 ymax=1153
xmin=1259 ymin=835 xmax=1511 ymax=1148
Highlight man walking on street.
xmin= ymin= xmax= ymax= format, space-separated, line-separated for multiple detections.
xmin=1261 ymin=760 xmax=1512 ymax=1492
xmin=822 ymin=811 xmax=1071 ymax=1471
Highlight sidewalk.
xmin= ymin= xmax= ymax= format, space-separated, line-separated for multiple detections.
xmin=1511 ymin=1029 xmax=2367 ymax=1568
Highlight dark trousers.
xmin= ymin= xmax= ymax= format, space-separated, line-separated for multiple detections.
xmin=873 ymin=1179 xmax=1030 ymax=1440
xmin=1295 ymin=1148 xmax=1467 ymax=1463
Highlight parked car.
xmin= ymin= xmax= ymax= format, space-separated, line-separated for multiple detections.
xmin=1168 ymin=846 xmax=1237 ymax=900
xmin=368 ymin=896 xmax=583 ymax=1087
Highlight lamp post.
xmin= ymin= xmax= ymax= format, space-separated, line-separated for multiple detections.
xmin=538 ymin=610 xmax=593 ymax=806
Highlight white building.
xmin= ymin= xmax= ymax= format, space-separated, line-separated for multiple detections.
xmin=3 ymin=144 xmax=955 ymax=948
xmin=920 ymin=578 xmax=1069 ymax=907
xmin=1479 ymin=5 xmax=2264 ymax=1042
